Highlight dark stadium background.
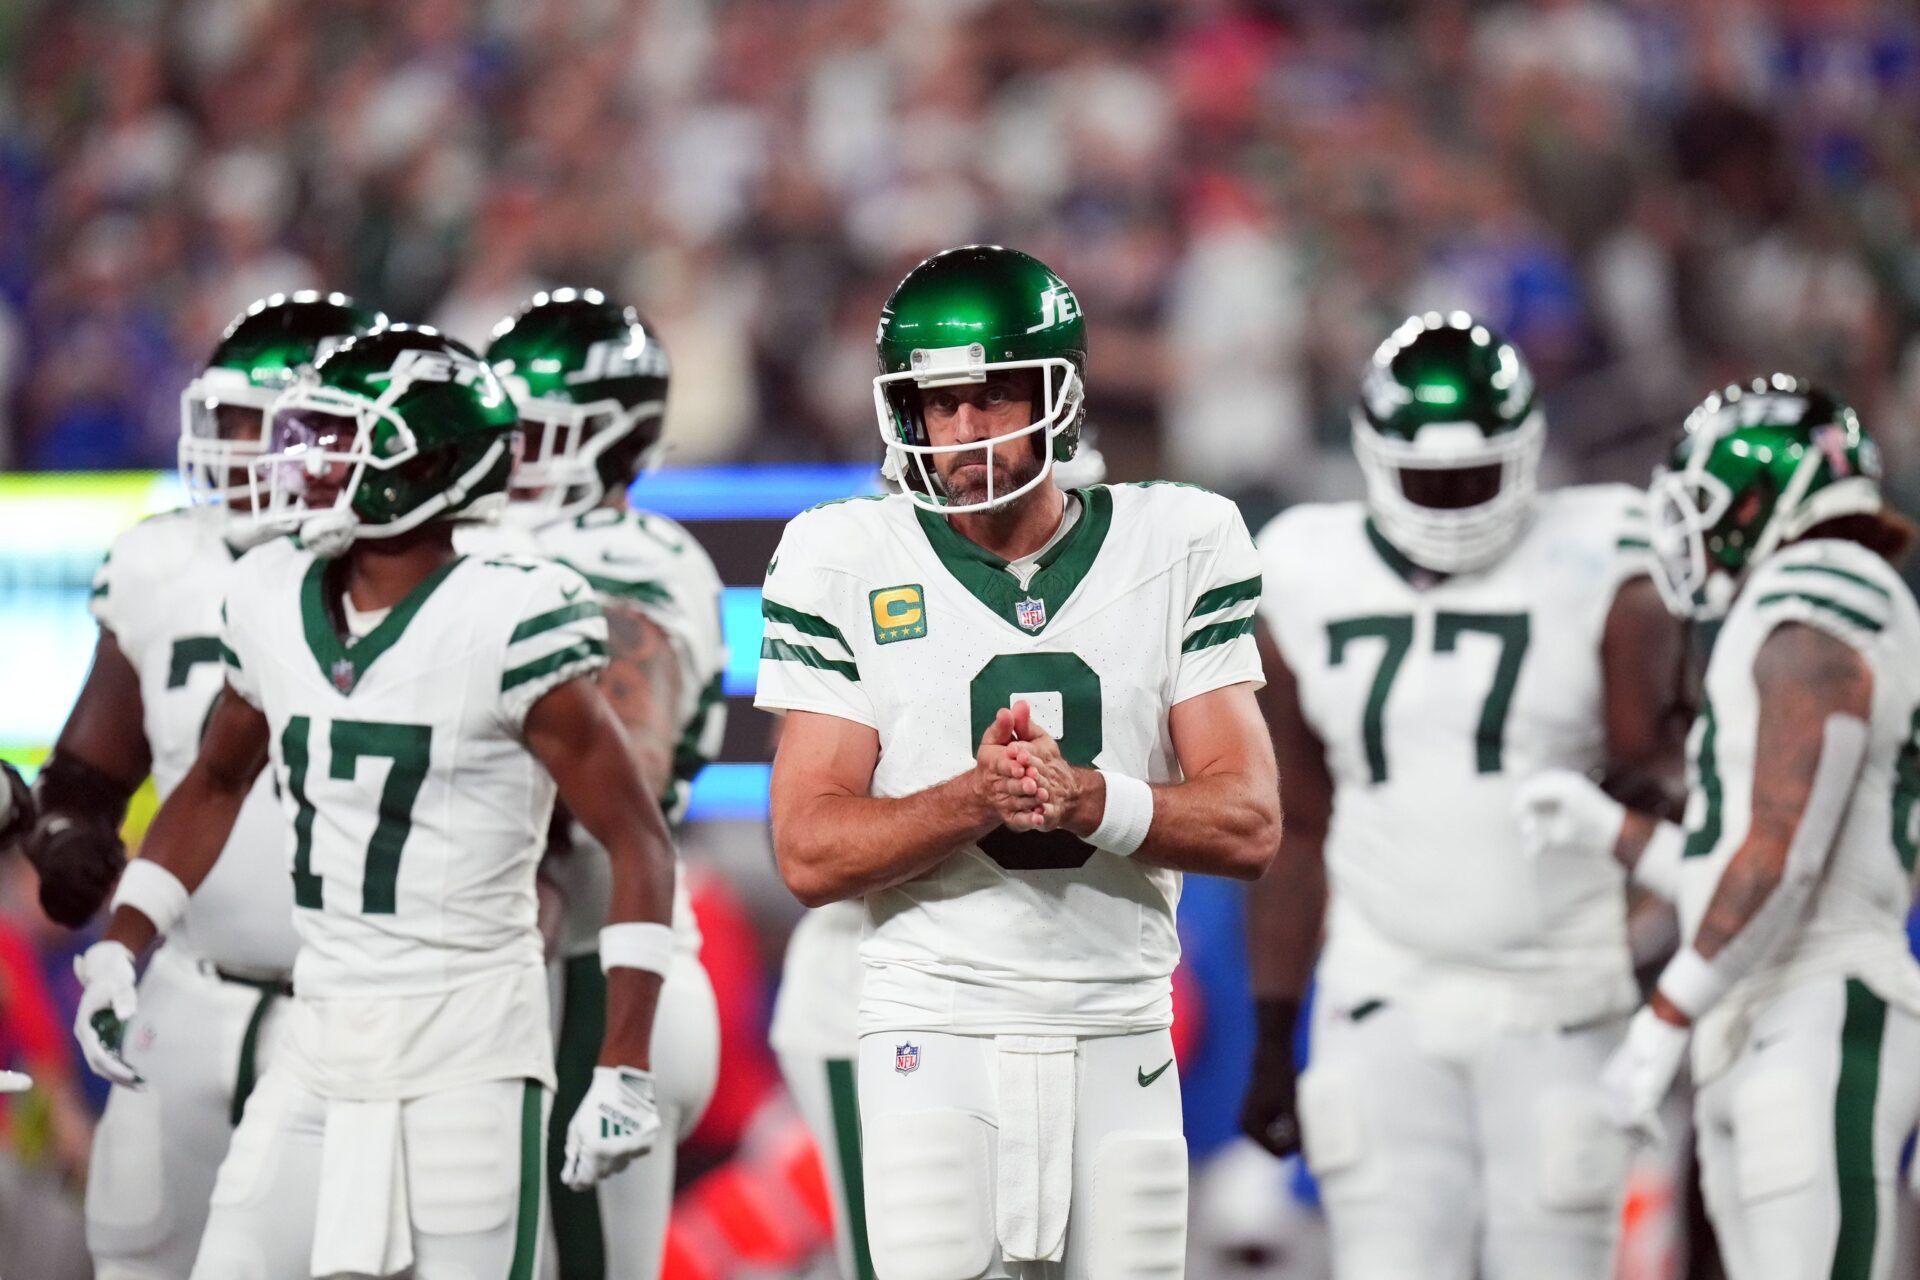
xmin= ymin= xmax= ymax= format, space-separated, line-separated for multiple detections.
xmin=2 ymin=2 xmax=1919 ymax=1276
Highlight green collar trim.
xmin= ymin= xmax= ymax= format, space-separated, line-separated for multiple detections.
xmin=1363 ymin=517 xmax=1435 ymax=587
xmin=912 ymin=487 xmax=1113 ymax=635
xmin=301 ymin=555 xmax=466 ymax=695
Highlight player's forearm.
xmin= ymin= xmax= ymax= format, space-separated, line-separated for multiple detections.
xmin=772 ymin=771 xmax=997 ymax=906
xmin=1062 ymin=768 xmax=1279 ymax=879
xmin=1247 ymin=828 xmax=1327 ymax=1002
xmin=596 ymin=800 xmax=677 ymax=929
xmin=103 ymin=768 xmax=247 ymax=950
xmin=600 ymin=968 xmax=664 ymax=1070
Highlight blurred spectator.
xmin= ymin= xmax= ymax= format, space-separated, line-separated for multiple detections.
xmin=1 ymin=0 xmax=1914 ymax=506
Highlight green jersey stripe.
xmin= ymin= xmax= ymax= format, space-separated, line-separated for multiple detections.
xmin=1182 ymin=614 xmax=1257 ymax=653
xmin=1616 ymin=536 xmax=1652 ymax=550
xmin=762 ymin=598 xmax=851 ymax=650
xmin=218 ymin=641 xmax=242 ymax=670
xmin=562 ymin=562 xmax=672 ymax=605
xmin=1778 ymin=561 xmax=1893 ymax=600
xmin=761 ymin=636 xmax=860 ymax=681
xmin=501 ymin=638 xmax=608 ymax=692
xmin=1754 ymin=590 xmax=1885 ymax=634
xmin=509 ymin=600 xmax=604 ymax=644
xmin=1189 ymin=574 xmax=1262 ymax=619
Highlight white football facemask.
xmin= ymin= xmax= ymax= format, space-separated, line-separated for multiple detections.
xmin=1352 ymin=409 xmax=1544 ymax=575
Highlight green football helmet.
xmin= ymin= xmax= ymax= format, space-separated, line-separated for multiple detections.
xmin=873 ymin=245 xmax=1087 ymax=514
xmin=486 ymin=287 xmax=671 ymax=524
xmin=250 ymin=326 xmax=518 ymax=558
xmin=180 ymin=291 xmax=388 ymax=509
xmin=1650 ymin=374 xmax=1882 ymax=619
xmin=1354 ymin=311 xmax=1543 ymax=573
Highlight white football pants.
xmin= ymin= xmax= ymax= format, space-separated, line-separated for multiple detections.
xmin=1301 ymin=991 xmax=1631 ymax=1280
xmin=1694 ymin=977 xmax=1920 ymax=1280
xmin=543 ymin=947 xmax=720 ymax=1279
xmin=188 ymin=1072 xmax=549 ymax=1280
xmin=856 ymin=1028 xmax=1187 ymax=1280
xmin=86 ymin=943 xmax=290 ymax=1280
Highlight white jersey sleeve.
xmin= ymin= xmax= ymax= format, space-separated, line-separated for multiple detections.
xmin=1173 ymin=490 xmax=1266 ymax=704
xmin=493 ymin=556 xmax=609 ymax=732
xmin=755 ymin=507 xmax=877 ymax=727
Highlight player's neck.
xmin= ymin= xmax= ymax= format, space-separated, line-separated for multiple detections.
xmin=946 ymin=483 xmax=1067 ymax=563
xmin=341 ymin=525 xmax=459 ymax=613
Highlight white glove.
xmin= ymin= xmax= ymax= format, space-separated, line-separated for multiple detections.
xmin=1513 ymin=769 xmax=1624 ymax=861
xmin=1600 ymin=1005 xmax=1690 ymax=1143
xmin=561 ymin=1066 xmax=661 ymax=1191
xmin=73 ymin=941 xmax=143 ymax=1088
xmin=0 ymin=1070 xmax=31 ymax=1093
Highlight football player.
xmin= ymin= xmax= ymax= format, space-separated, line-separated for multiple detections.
xmin=1517 ymin=378 xmax=1920 ymax=1280
xmin=757 ymin=244 xmax=1280 ymax=1280
xmin=767 ymin=432 xmax=1110 ymax=1280
xmin=1242 ymin=312 xmax=1688 ymax=1279
xmin=486 ymin=288 xmax=726 ymax=1278
xmin=21 ymin=292 xmax=381 ymax=1280
xmin=67 ymin=326 xmax=678 ymax=1278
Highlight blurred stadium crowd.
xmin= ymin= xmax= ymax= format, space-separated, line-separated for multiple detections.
xmin=4 ymin=1 xmax=1920 ymax=1277
xmin=3 ymin=0 xmax=1919 ymax=506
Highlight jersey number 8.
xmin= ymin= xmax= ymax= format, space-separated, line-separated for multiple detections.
xmin=968 ymin=652 xmax=1101 ymax=871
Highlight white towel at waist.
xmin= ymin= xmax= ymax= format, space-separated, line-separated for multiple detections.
xmin=311 ymin=1097 xmax=412 ymax=1278
xmin=994 ymin=1034 xmax=1076 ymax=1263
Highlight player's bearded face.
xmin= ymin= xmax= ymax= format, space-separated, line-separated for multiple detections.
xmin=921 ymin=371 xmax=1044 ymax=508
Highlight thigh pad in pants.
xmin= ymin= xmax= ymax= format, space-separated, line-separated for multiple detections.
xmin=864 ymin=1109 xmax=996 ymax=1280
xmin=1081 ymin=1132 xmax=1188 ymax=1280
xmin=404 ymin=1082 xmax=525 ymax=1237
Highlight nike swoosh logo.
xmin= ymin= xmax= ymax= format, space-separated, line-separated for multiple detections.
xmin=1137 ymin=1059 xmax=1173 ymax=1087
xmin=562 ymin=583 xmax=583 ymax=601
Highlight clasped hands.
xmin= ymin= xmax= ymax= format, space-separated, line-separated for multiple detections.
xmin=972 ymin=700 xmax=1086 ymax=833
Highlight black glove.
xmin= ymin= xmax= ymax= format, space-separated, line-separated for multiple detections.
xmin=1240 ymin=997 xmax=1303 ymax=1157
xmin=23 ymin=813 xmax=125 ymax=928
xmin=0 ymin=762 xmax=31 ymax=850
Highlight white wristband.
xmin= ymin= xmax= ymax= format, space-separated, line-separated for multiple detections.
xmin=1089 ymin=771 xmax=1154 ymax=857
xmin=1630 ymin=820 xmax=1687 ymax=902
xmin=1655 ymin=946 xmax=1729 ymax=1021
xmin=600 ymin=923 xmax=675 ymax=977
xmin=110 ymin=859 xmax=189 ymax=938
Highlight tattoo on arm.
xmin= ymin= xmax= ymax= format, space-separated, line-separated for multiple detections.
xmin=1692 ymin=622 xmax=1872 ymax=959
xmin=598 ymin=604 xmax=680 ymax=794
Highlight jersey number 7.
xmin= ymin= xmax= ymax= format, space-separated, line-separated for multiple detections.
xmin=1327 ymin=611 xmax=1530 ymax=785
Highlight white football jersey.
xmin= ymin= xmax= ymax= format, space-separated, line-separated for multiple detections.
xmin=1678 ymin=537 xmax=1920 ymax=1018
xmin=756 ymin=483 xmax=1265 ymax=1036
xmin=219 ymin=538 xmax=606 ymax=1095
xmin=90 ymin=509 xmax=297 ymax=976
xmin=1258 ymin=486 xmax=1653 ymax=1003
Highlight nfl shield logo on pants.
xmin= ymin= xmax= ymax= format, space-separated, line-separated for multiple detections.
xmin=894 ymin=1042 xmax=920 ymax=1075
xmin=1014 ymin=597 xmax=1047 ymax=631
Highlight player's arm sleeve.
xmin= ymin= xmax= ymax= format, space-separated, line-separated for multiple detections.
xmin=1175 ymin=499 xmax=1267 ymax=704
xmin=753 ymin=522 xmax=875 ymax=727
xmin=218 ymin=594 xmax=262 ymax=708
xmin=499 ymin=565 xmax=611 ymax=732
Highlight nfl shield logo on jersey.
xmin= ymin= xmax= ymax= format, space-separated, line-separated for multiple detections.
xmin=1014 ymin=597 xmax=1047 ymax=631
xmin=894 ymin=1042 xmax=920 ymax=1075
xmin=330 ymin=658 xmax=356 ymax=693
